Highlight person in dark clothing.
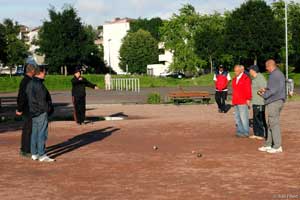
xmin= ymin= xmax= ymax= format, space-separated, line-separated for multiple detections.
xmin=71 ymin=67 xmax=99 ymax=125
xmin=16 ymin=64 xmax=35 ymax=157
xmin=213 ymin=65 xmax=231 ymax=113
xmin=26 ymin=66 xmax=55 ymax=162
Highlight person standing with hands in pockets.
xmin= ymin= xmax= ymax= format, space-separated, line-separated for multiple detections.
xmin=71 ymin=67 xmax=99 ymax=125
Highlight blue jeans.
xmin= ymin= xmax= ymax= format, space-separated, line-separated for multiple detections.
xmin=234 ymin=105 xmax=249 ymax=136
xmin=31 ymin=112 xmax=48 ymax=156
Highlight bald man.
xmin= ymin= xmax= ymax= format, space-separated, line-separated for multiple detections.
xmin=258 ymin=59 xmax=286 ymax=154
xmin=232 ymin=65 xmax=252 ymax=138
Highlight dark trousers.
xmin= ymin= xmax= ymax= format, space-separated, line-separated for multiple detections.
xmin=215 ymin=91 xmax=227 ymax=112
xmin=21 ymin=115 xmax=32 ymax=153
xmin=73 ymin=96 xmax=86 ymax=124
xmin=252 ymin=105 xmax=268 ymax=138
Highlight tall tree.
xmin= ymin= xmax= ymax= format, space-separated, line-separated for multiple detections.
xmin=194 ymin=13 xmax=226 ymax=73
xmin=129 ymin=17 xmax=163 ymax=41
xmin=289 ymin=2 xmax=300 ymax=71
xmin=0 ymin=23 xmax=7 ymax=64
xmin=119 ymin=29 xmax=158 ymax=74
xmin=1 ymin=19 xmax=28 ymax=75
xmin=160 ymin=4 xmax=206 ymax=74
xmin=225 ymin=0 xmax=283 ymax=66
xmin=38 ymin=5 xmax=102 ymax=74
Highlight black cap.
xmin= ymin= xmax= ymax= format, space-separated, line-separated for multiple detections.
xmin=74 ymin=66 xmax=82 ymax=73
xmin=249 ymin=65 xmax=260 ymax=73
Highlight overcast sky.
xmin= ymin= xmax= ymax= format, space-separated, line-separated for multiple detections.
xmin=0 ymin=0 xmax=298 ymax=28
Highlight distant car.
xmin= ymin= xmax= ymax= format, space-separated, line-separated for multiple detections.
xmin=15 ymin=65 xmax=24 ymax=76
xmin=166 ymin=72 xmax=186 ymax=79
xmin=0 ymin=65 xmax=24 ymax=76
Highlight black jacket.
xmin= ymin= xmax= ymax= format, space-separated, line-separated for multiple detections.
xmin=26 ymin=77 xmax=53 ymax=117
xmin=71 ymin=77 xmax=96 ymax=97
xmin=17 ymin=75 xmax=32 ymax=114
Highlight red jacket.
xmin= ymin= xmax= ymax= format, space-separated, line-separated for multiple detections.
xmin=215 ymin=72 xmax=229 ymax=91
xmin=232 ymin=73 xmax=252 ymax=105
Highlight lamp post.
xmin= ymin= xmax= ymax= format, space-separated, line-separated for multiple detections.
xmin=108 ymin=39 xmax=112 ymax=74
xmin=285 ymin=0 xmax=288 ymax=80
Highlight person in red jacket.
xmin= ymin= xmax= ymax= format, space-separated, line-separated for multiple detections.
xmin=232 ymin=65 xmax=252 ymax=138
xmin=213 ymin=65 xmax=231 ymax=113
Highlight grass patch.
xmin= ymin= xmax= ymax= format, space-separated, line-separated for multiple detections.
xmin=0 ymin=74 xmax=215 ymax=93
xmin=0 ymin=72 xmax=299 ymax=93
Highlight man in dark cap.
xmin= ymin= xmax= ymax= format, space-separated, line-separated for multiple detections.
xmin=249 ymin=65 xmax=267 ymax=140
xmin=71 ymin=67 xmax=99 ymax=125
xmin=213 ymin=65 xmax=231 ymax=113
xmin=16 ymin=64 xmax=35 ymax=157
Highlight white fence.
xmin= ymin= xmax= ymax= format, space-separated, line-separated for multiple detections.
xmin=111 ymin=78 xmax=140 ymax=93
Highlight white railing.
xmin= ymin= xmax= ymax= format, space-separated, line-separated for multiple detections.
xmin=111 ymin=78 xmax=140 ymax=93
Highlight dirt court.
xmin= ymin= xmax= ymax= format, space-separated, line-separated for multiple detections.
xmin=0 ymin=102 xmax=300 ymax=200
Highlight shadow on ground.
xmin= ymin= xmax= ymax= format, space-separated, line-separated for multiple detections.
xmin=46 ymin=127 xmax=120 ymax=158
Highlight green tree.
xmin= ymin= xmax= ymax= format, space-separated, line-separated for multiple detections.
xmin=289 ymin=2 xmax=300 ymax=71
xmin=129 ymin=17 xmax=163 ymax=41
xmin=38 ymin=5 xmax=102 ymax=74
xmin=119 ymin=29 xmax=158 ymax=74
xmin=194 ymin=13 xmax=226 ymax=73
xmin=1 ymin=19 xmax=28 ymax=75
xmin=0 ymin=23 xmax=7 ymax=64
xmin=160 ymin=4 xmax=206 ymax=74
xmin=225 ymin=0 xmax=283 ymax=66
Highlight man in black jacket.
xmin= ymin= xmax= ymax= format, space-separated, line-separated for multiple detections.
xmin=16 ymin=64 xmax=35 ymax=157
xmin=26 ymin=66 xmax=54 ymax=162
xmin=71 ymin=67 xmax=98 ymax=125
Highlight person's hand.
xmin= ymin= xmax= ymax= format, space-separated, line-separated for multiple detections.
xmin=246 ymin=100 xmax=251 ymax=106
xmin=78 ymin=77 xmax=83 ymax=81
xmin=258 ymin=88 xmax=266 ymax=96
xmin=94 ymin=86 xmax=99 ymax=90
xmin=16 ymin=111 xmax=22 ymax=116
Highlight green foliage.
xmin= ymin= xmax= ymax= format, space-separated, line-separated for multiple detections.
xmin=38 ymin=5 xmax=104 ymax=74
xmin=0 ymin=24 xmax=6 ymax=63
xmin=0 ymin=19 xmax=28 ymax=68
xmin=147 ymin=93 xmax=161 ymax=104
xmin=224 ymin=0 xmax=283 ymax=66
xmin=119 ymin=29 xmax=158 ymax=74
xmin=160 ymin=4 xmax=205 ymax=74
xmin=194 ymin=14 xmax=226 ymax=73
xmin=289 ymin=2 xmax=300 ymax=71
xmin=129 ymin=17 xmax=163 ymax=41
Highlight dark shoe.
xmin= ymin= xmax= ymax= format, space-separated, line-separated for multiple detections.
xmin=223 ymin=105 xmax=232 ymax=113
xmin=20 ymin=151 xmax=31 ymax=158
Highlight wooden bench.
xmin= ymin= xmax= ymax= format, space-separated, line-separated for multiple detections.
xmin=168 ymin=91 xmax=211 ymax=104
xmin=0 ymin=97 xmax=17 ymax=111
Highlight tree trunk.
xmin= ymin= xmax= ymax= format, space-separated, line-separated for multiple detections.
xmin=254 ymin=55 xmax=257 ymax=65
xmin=209 ymin=56 xmax=213 ymax=74
xmin=64 ymin=66 xmax=67 ymax=76
xmin=61 ymin=66 xmax=64 ymax=75
xmin=9 ymin=66 xmax=12 ymax=78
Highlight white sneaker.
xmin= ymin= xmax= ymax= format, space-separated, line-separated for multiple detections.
xmin=31 ymin=155 xmax=39 ymax=161
xmin=39 ymin=155 xmax=55 ymax=162
xmin=267 ymin=147 xmax=283 ymax=154
xmin=258 ymin=146 xmax=273 ymax=152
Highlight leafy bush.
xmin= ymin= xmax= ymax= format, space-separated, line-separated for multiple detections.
xmin=147 ymin=93 xmax=161 ymax=104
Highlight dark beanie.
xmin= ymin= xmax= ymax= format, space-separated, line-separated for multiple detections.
xmin=249 ymin=65 xmax=260 ymax=73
